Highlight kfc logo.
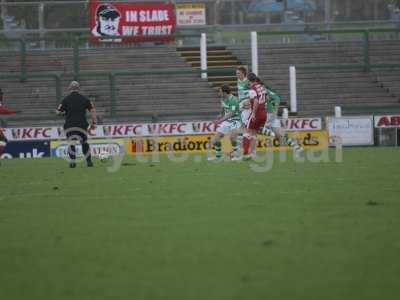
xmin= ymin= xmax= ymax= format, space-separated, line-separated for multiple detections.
xmin=92 ymin=4 xmax=121 ymax=37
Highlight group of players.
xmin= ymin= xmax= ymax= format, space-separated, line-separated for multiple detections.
xmin=209 ymin=66 xmax=302 ymax=161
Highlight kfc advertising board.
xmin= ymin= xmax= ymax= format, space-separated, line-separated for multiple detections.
xmin=90 ymin=1 xmax=176 ymax=43
xmin=2 ymin=118 xmax=322 ymax=142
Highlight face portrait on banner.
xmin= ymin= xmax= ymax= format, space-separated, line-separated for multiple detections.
xmin=89 ymin=1 xmax=176 ymax=44
xmin=92 ymin=4 xmax=121 ymax=37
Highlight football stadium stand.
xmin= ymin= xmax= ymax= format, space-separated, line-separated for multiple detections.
xmin=0 ymin=45 xmax=219 ymax=126
xmin=1 ymin=35 xmax=400 ymax=126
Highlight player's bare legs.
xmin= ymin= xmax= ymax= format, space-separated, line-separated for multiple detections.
xmin=261 ymin=115 xmax=302 ymax=153
xmin=229 ymin=129 xmax=241 ymax=159
xmin=231 ymin=126 xmax=245 ymax=161
xmin=270 ymin=126 xmax=302 ymax=153
xmin=249 ymin=129 xmax=258 ymax=158
xmin=242 ymin=127 xmax=257 ymax=160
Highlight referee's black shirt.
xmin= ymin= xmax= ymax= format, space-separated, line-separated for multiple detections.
xmin=60 ymin=91 xmax=93 ymax=129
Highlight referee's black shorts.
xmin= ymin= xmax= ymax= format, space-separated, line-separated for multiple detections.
xmin=65 ymin=127 xmax=88 ymax=143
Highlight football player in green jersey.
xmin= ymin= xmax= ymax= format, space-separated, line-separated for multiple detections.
xmin=261 ymin=86 xmax=302 ymax=153
xmin=233 ymin=66 xmax=251 ymax=159
xmin=262 ymin=85 xmax=281 ymax=137
xmin=236 ymin=66 xmax=252 ymax=122
xmin=236 ymin=66 xmax=250 ymax=103
xmin=208 ymin=85 xmax=242 ymax=161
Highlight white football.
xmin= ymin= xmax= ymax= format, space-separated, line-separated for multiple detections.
xmin=98 ymin=151 xmax=111 ymax=162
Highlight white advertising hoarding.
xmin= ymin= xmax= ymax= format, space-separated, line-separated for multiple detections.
xmin=326 ymin=116 xmax=374 ymax=146
xmin=176 ymin=3 xmax=206 ymax=26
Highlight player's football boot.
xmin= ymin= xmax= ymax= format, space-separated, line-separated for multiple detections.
xmin=231 ymin=155 xmax=243 ymax=161
xmin=207 ymin=156 xmax=222 ymax=162
xmin=242 ymin=154 xmax=256 ymax=161
xmin=293 ymin=145 xmax=304 ymax=159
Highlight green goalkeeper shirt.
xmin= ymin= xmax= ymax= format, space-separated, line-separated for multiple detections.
xmin=237 ymin=79 xmax=250 ymax=102
xmin=221 ymin=95 xmax=241 ymax=122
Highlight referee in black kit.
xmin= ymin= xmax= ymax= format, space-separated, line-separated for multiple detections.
xmin=56 ymin=81 xmax=97 ymax=168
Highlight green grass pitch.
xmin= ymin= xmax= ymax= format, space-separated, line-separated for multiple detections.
xmin=0 ymin=147 xmax=399 ymax=300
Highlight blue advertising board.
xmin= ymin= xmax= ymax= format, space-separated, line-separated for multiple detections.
xmin=0 ymin=141 xmax=50 ymax=159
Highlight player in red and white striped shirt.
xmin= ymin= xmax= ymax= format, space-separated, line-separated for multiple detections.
xmin=242 ymin=73 xmax=267 ymax=159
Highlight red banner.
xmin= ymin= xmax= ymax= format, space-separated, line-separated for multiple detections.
xmin=89 ymin=1 xmax=176 ymax=43
xmin=374 ymin=115 xmax=400 ymax=128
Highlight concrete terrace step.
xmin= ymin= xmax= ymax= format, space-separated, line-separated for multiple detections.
xmin=184 ymin=55 xmax=238 ymax=62
xmin=190 ymin=61 xmax=239 ymax=67
xmin=178 ymin=50 xmax=232 ymax=57
xmin=194 ymin=65 xmax=239 ymax=70
xmin=207 ymin=75 xmax=237 ymax=81
xmin=177 ymin=45 xmax=226 ymax=51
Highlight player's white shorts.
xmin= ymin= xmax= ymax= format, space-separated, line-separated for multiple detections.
xmin=217 ymin=120 xmax=242 ymax=135
xmin=266 ymin=113 xmax=281 ymax=128
xmin=241 ymin=109 xmax=252 ymax=124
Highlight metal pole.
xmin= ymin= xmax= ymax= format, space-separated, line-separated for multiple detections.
xmin=1 ymin=0 xmax=7 ymax=20
xmin=283 ymin=0 xmax=288 ymax=10
xmin=324 ymin=0 xmax=331 ymax=24
xmin=283 ymin=0 xmax=288 ymax=23
xmin=334 ymin=106 xmax=342 ymax=117
xmin=289 ymin=66 xmax=297 ymax=114
xmin=282 ymin=108 xmax=289 ymax=119
xmin=200 ymin=33 xmax=207 ymax=79
xmin=251 ymin=31 xmax=258 ymax=76
xmin=213 ymin=1 xmax=219 ymax=25
xmin=38 ymin=2 xmax=45 ymax=49
xmin=230 ymin=1 xmax=235 ymax=25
